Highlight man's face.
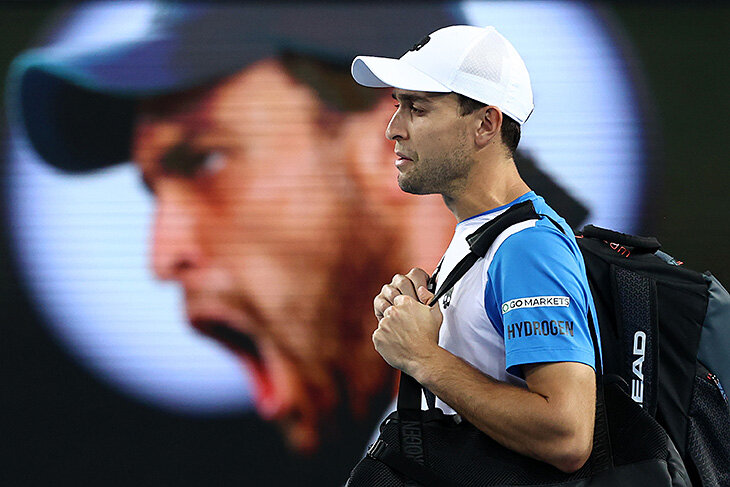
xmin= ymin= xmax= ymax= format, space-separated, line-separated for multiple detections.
xmin=387 ymin=90 xmax=476 ymax=196
xmin=132 ymin=59 xmax=391 ymax=453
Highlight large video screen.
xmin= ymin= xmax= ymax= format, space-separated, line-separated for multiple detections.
xmin=2 ymin=1 xmax=671 ymax=485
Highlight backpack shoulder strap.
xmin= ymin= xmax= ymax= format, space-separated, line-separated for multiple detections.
xmin=429 ymin=200 xmax=539 ymax=305
xmin=400 ymin=200 xmax=540 ymax=411
xmin=401 ymin=200 xmax=550 ymax=404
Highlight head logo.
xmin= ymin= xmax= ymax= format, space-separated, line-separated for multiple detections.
xmin=408 ymin=35 xmax=431 ymax=52
xmin=442 ymin=287 xmax=454 ymax=309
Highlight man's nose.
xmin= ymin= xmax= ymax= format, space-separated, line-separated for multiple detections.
xmin=151 ymin=193 xmax=204 ymax=281
xmin=385 ymin=110 xmax=407 ymax=141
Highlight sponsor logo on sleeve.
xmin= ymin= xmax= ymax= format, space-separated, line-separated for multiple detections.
xmin=501 ymin=296 xmax=570 ymax=315
xmin=506 ymin=320 xmax=575 ymax=339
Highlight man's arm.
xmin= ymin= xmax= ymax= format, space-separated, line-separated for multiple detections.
xmin=413 ymin=346 xmax=595 ymax=473
xmin=373 ymin=270 xmax=595 ymax=473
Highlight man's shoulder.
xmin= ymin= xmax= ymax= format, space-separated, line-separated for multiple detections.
xmin=492 ymin=194 xmax=574 ymax=251
xmin=496 ymin=217 xmax=575 ymax=260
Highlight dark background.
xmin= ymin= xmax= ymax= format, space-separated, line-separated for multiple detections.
xmin=2 ymin=3 xmax=728 ymax=486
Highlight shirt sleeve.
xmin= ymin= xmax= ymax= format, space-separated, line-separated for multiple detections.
xmin=484 ymin=222 xmax=595 ymax=376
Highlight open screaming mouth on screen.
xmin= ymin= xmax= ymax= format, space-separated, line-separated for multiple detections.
xmin=189 ymin=317 xmax=324 ymax=452
xmin=192 ymin=321 xmax=278 ymax=416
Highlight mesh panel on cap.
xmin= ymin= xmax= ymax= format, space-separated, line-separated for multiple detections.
xmin=458 ymin=30 xmax=505 ymax=85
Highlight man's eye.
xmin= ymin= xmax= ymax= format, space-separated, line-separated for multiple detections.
xmin=199 ymin=151 xmax=227 ymax=176
xmin=411 ymin=106 xmax=425 ymax=114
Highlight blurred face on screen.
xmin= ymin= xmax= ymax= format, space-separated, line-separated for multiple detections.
xmin=132 ymin=59 xmax=404 ymax=453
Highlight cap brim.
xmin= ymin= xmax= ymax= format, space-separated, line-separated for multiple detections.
xmin=7 ymin=39 xmax=271 ymax=173
xmin=7 ymin=62 xmax=135 ymax=173
xmin=7 ymin=4 xmax=465 ymax=173
xmin=351 ymin=56 xmax=450 ymax=92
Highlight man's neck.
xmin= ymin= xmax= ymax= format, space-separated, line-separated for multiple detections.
xmin=443 ymin=156 xmax=531 ymax=223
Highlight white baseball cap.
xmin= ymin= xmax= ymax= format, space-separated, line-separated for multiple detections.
xmin=351 ymin=25 xmax=534 ymax=125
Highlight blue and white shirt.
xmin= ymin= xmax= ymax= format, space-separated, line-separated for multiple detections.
xmin=433 ymin=191 xmax=598 ymax=414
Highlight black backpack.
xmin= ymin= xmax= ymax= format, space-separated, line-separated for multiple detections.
xmin=575 ymin=224 xmax=730 ymax=487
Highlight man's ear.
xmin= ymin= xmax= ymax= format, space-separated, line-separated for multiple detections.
xmin=474 ymin=106 xmax=503 ymax=149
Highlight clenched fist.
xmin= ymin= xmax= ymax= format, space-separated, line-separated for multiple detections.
xmin=372 ymin=268 xmax=443 ymax=376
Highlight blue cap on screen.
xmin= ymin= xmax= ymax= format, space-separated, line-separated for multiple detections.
xmin=6 ymin=3 xmax=463 ymax=173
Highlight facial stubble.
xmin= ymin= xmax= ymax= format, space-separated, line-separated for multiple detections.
xmin=397 ymin=132 xmax=474 ymax=197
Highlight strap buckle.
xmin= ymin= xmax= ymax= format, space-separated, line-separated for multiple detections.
xmin=367 ymin=439 xmax=387 ymax=459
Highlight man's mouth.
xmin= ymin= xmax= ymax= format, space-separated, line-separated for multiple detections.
xmin=200 ymin=320 xmax=259 ymax=357
xmin=191 ymin=320 xmax=276 ymax=417
xmin=395 ymin=150 xmax=414 ymax=169
xmin=190 ymin=318 xmax=322 ymax=453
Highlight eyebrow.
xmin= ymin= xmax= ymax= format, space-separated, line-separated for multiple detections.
xmin=391 ymin=92 xmax=448 ymax=104
xmin=137 ymin=141 xmax=204 ymax=194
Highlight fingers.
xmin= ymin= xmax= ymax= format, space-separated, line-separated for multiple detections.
xmin=387 ymin=268 xmax=429 ymax=302
xmin=390 ymin=273 xmax=418 ymax=299
xmin=381 ymin=283 xmax=400 ymax=303
xmin=417 ymin=285 xmax=435 ymax=306
xmin=374 ymin=293 xmax=416 ymax=320
xmin=374 ymin=296 xmax=388 ymax=320
xmin=374 ymin=283 xmax=399 ymax=319
xmin=374 ymin=268 xmax=431 ymax=320
xmin=406 ymin=268 xmax=430 ymax=297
